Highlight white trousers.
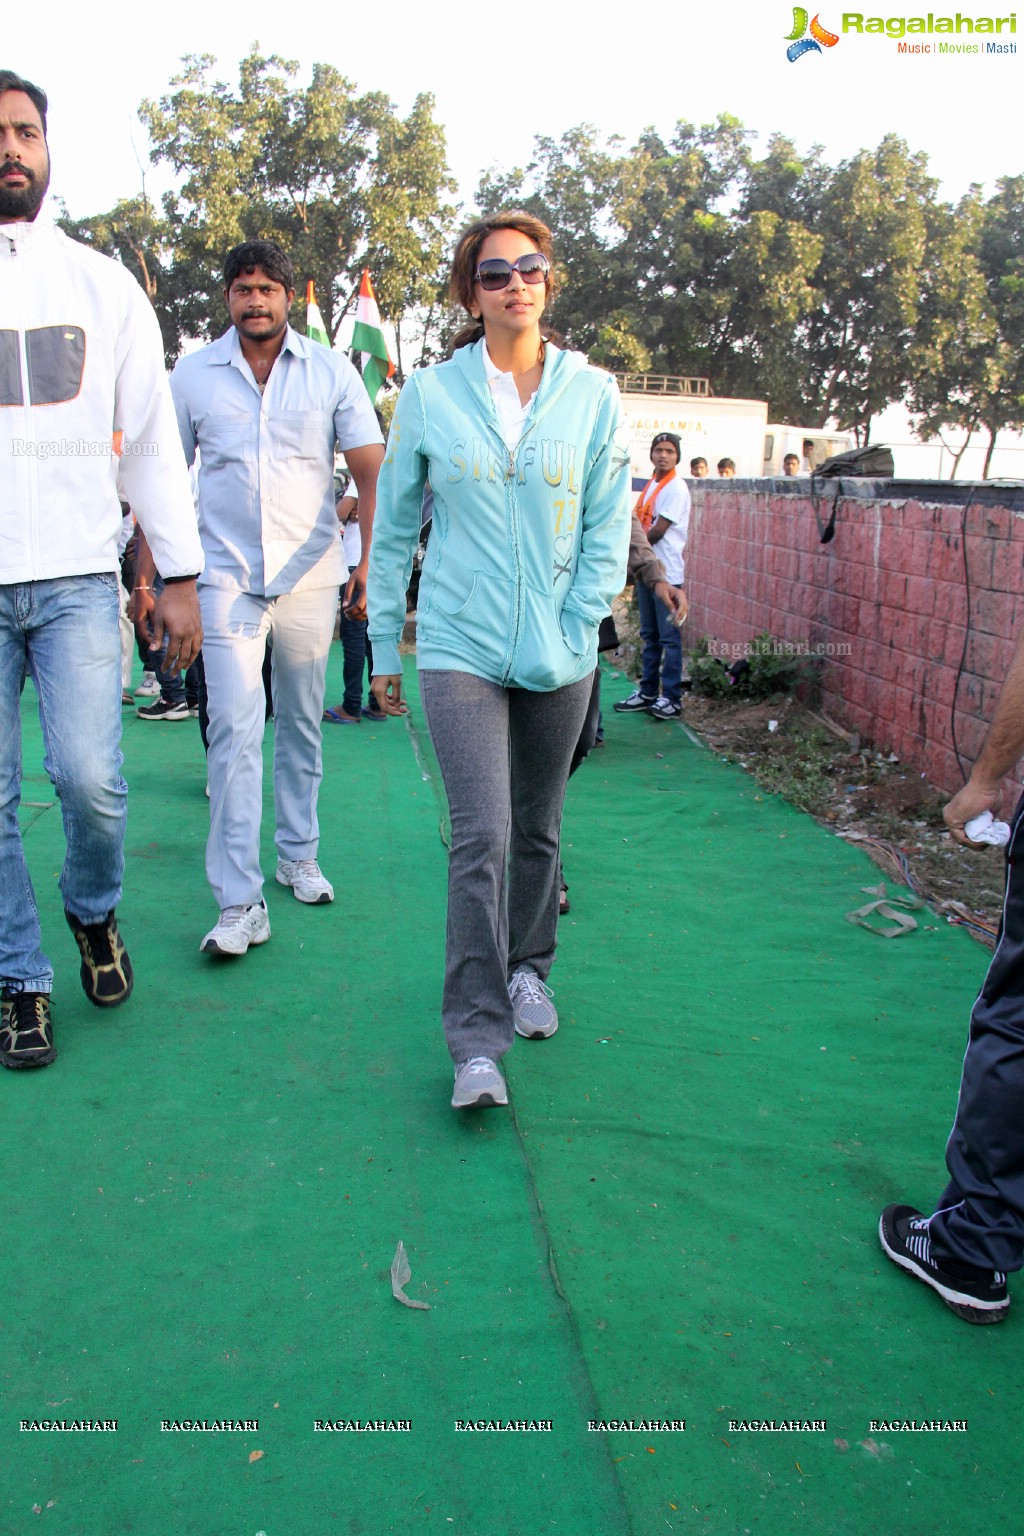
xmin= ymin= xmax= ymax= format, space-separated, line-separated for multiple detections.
xmin=199 ymin=584 xmax=338 ymax=908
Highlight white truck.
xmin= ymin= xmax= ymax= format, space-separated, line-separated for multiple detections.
xmin=613 ymin=374 xmax=851 ymax=487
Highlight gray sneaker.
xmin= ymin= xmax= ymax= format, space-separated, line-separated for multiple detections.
xmin=451 ymin=1057 xmax=508 ymax=1109
xmin=508 ymin=967 xmax=558 ymax=1039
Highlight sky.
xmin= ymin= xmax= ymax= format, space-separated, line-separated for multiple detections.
xmin=13 ymin=0 xmax=1022 ymax=222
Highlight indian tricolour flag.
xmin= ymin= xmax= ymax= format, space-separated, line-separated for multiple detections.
xmin=305 ymin=280 xmax=330 ymax=347
xmin=351 ymin=269 xmax=395 ymax=405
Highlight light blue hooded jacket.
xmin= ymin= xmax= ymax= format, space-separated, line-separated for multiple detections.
xmin=367 ymin=339 xmax=631 ymax=691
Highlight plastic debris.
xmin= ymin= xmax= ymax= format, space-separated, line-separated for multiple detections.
xmin=845 ymin=882 xmax=925 ymax=938
xmin=391 ymin=1240 xmax=431 ymax=1310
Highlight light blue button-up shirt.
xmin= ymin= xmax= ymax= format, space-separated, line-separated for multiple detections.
xmin=170 ymin=326 xmax=382 ymax=596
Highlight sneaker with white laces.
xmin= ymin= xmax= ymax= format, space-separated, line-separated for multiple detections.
xmin=508 ymin=966 xmax=558 ymax=1039
xmin=134 ymin=671 xmax=160 ymax=697
xmin=613 ymin=688 xmax=655 ymax=713
xmin=878 ymin=1204 xmax=1010 ymax=1324
xmin=451 ymin=1056 xmax=508 ymax=1108
xmin=137 ymin=696 xmax=190 ymax=721
xmin=275 ymin=858 xmax=334 ymax=904
xmin=647 ymin=695 xmax=681 ymax=720
xmin=201 ymin=901 xmax=271 ymax=956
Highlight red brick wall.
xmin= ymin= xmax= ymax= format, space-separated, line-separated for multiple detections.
xmin=684 ymin=482 xmax=1024 ymax=801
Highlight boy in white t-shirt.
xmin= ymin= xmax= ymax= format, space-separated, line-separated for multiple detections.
xmin=614 ymin=432 xmax=690 ymax=720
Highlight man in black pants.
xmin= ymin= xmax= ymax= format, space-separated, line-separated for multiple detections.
xmin=879 ymin=629 xmax=1024 ymax=1323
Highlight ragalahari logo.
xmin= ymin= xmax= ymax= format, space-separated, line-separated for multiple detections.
xmin=785 ymin=8 xmax=840 ymax=58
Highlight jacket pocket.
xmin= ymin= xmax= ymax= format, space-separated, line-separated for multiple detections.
xmin=514 ymin=585 xmax=595 ymax=691
xmin=420 ymin=560 xmax=511 ymax=678
xmin=26 ymin=325 xmax=85 ymax=405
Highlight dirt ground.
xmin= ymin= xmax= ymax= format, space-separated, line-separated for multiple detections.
xmin=672 ymin=691 xmax=1008 ymax=948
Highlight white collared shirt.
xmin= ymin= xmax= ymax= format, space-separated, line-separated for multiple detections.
xmin=170 ymin=326 xmax=381 ymax=595
xmin=482 ymin=342 xmax=537 ymax=450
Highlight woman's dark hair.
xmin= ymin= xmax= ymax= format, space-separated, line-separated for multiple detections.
xmin=0 ymin=71 xmax=48 ymax=135
xmin=223 ymin=240 xmax=295 ymax=293
xmin=448 ymin=210 xmax=557 ymax=352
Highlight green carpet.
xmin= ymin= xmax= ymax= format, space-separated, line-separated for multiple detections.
xmin=2 ymin=652 xmax=1020 ymax=1536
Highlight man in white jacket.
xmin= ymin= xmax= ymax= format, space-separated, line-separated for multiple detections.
xmin=0 ymin=72 xmax=204 ymax=1070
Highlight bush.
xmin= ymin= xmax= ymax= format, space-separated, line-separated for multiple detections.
xmin=689 ymin=633 xmax=818 ymax=701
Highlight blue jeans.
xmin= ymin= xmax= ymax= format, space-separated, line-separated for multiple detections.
xmin=0 ymin=575 xmax=126 ymax=993
xmin=637 ymin=581 xmax=683 ymax=707
xmin=340 ymin=611 xmax=370 ymax=716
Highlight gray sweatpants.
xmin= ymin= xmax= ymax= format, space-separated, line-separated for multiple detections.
xmin=420 ymin=669 xmax=595 ymax=1065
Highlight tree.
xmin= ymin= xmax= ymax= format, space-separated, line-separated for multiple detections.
xmin=907 ymin=190 xmax=997 ymax=476
xmin=58 ymin=195 xmax=185 ymax=367
xmin=799 ymin=135 xmax=937 ymax=437
xmin=137 ymin=47 xmax=456 ymax=365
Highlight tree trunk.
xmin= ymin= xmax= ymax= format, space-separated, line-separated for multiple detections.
xmin=981 ymin=425 xmax=998 ymax=480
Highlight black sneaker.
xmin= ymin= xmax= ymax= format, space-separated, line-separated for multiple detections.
xmin=647 ymin=695 xmax=682 ymax=720
xmin=879 ymin=1204 xmax=1009 ymax=1324
xmin=613 ymin=689 xmax=655 ymax=713
xmin=64 ymin=909 xmax=134 ymax=1007
xmin=1 ymin=989 xmax=57 ymax=1069
xmin=137 ymin=696 xmax=190 ymax=721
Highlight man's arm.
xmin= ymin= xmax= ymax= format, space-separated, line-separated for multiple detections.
xmin=340 ymin=444 xmax=385 ymax=621
xmin=627 ymin=512 xmax=666 ymax=588
xmin=128 ymin=526 xmax=202 ymax=674
xmin=945 ymin=629 xmax=1024 ymax=845
xmin=112 ymin=280 xmax=204 ymax=582
xmin=627 ymin=514 xmax=686 ymax=623
xmin=647 ymin=513 xmax=671 ymax=546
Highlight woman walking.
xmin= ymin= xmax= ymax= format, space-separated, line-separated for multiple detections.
xmin=367 ymin=211 xmax=630 ymax=1108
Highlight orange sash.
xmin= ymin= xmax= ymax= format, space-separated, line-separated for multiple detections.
xmin=634 ymin=468 xmax=675 ymax=531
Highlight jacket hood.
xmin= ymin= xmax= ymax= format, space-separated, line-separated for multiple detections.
xmin=451 ymin=337 xmax=593 ymax=433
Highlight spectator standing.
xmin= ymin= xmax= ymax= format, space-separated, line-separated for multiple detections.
xmin=717 ymin=457 xmax=736 ymax=477
xmin=323 ymin=486 xmax=372 ymax=725
xmin=614 ymin=432 xmax=690 ymax=721
xmin=0 ymin=72 xmax=203 ymax=1069
xmin=689 ymin=456 xmax=708 ymax=477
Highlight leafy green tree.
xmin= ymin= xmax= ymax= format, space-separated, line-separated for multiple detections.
xmin=799 ymin=135 xmax=936 ymax=437
xmin=907 ymin=190 xmax=997 ymax=475
xmin=58 ymin=195 xmax=185 ymax=366
xmin=138 ymin=46 xmax=455 ymax=365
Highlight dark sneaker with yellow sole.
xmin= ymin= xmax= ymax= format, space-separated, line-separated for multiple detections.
xmin=1 ymin=989 xmax=57 ymax=1069
xmin=65 ymin=909 xmax=134 ymax=1007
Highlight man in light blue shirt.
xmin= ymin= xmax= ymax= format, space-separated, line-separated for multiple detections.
xmin=170 ymin=240 xmax=384 ymax=957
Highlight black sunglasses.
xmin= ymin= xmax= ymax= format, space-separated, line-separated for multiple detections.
xmin=474 ymin=252 xmax=550 ymax=291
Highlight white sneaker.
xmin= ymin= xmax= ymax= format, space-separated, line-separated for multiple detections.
xmin=135 ymin=672 xmax=160 ymax=697
xmin=275 ymin=858 xmax=334 ymax=904
xmin=201 ymin=901 xmax=270 ymax=956
xmin=451 ymin=1057 xmax=508 ymax=1109
xmin=508 ymin=967 xmax=558 ymax=1038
